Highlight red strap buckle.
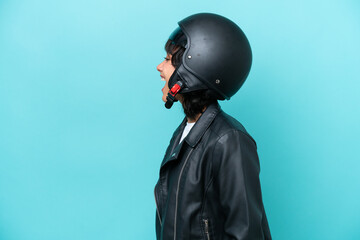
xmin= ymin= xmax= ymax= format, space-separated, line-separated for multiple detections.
xmin=169 ymin=83 xmax=181 ymax=96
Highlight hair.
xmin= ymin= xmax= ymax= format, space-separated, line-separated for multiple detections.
xmin=164 ymin=38 xmax=218 ymax=121
xmin=165 ymin=40 xmax=184 ymax=68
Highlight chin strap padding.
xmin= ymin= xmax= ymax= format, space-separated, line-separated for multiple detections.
xmin=165 ymin=81 xmax=183 ymax=109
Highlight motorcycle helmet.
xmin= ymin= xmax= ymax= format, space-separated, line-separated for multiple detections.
xmin=165 ymin=13 xmax=252 ymax=109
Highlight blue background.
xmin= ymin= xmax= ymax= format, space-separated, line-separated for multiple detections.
xmin=0 ymin=0 xmax=359 ymax=239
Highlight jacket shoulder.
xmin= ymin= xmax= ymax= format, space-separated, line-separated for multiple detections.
xmin=210 ymin=110 xmax=257 ymax=146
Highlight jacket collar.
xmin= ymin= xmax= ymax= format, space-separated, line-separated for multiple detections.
xmin=185 ymin=102 xmax=221 ymax=148
xmin=160 ymin=102 xmax=221 ymax=168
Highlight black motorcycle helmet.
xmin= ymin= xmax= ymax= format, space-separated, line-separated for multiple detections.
xmin=165 ymin=13 xmax=252 ymax=109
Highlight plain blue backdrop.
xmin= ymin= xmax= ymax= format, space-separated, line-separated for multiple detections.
xmin=0 ymin=0 xmax=359 ymax=239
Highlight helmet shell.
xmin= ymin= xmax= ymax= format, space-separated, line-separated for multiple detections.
xmin=171 ymin=13 xmax=252 ymax=100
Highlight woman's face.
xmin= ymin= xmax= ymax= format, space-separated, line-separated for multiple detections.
xmin=157 ymin=53 xmax=176 ymax=102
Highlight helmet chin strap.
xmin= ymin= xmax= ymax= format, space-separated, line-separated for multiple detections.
xmin=165 ymin=81 xmax=183 ymax=109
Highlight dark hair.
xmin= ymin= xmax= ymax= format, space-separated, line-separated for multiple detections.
xmin=164 ymin=38 xmax=218 ymax=120
xmin=181 ymin=90 xmax=218 ymax=120
xmin=165 ymin=39 xmax=184 ymax=68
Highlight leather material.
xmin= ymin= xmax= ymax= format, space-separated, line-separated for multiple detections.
xmin=155 ymin=103 xmax=271 ymax=240
xmin=168 ymin=64 xmax=209 ymax=94
xmin=168 ymin=13 xmax=252 ymax=100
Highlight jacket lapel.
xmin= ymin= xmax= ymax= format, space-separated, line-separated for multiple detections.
xmin=160 ymin=102 xmax=221 ymax=168
xmin=160 ymin=118 xmax=187 ymax=168
xmin=160 ymin=140 xmax=185 ymax=168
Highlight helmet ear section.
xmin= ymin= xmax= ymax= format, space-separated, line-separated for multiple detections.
xmin=165 ymin=66 xmax=184 ymax=109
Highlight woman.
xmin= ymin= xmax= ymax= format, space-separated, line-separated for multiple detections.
xmin=154 ymin=13 xmax=271 ymax=240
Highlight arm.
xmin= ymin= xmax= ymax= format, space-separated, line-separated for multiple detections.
xmin=212 ymin=130 xmax=269 ymax=240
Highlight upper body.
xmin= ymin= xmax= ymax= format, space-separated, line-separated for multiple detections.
xmin=154 ymin=13 xmax=271 ymax=240
xmin=154 ymin=102 xmax=271 ymax=240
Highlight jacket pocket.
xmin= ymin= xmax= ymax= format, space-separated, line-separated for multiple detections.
xmin=202 ymin=218 xmax=211 ymax=240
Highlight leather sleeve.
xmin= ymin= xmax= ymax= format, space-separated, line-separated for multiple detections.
xmin=212 ymin=130 xmax=269 ymax=240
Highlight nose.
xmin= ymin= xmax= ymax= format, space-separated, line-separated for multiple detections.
xmin=157 ymin=60 xmax=164 ymax=72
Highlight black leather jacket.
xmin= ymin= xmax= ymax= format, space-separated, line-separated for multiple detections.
xmin=154 ymin=103 xmax=271 ymax=240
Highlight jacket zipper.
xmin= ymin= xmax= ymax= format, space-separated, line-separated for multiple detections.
xmin=154 ymin=188 xmax=162 ymax=227
xmin=203 ymin=219 xmax=210 ymax=240
xmin=173 ymin=149 xmax=194 ymax=240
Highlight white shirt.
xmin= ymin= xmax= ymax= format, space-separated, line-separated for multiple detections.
xmin=179 ymin=121 xmax=195 ymax=143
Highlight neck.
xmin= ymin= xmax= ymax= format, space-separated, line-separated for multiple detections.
xmin=187 ymin=112 xmax=203 ymax=123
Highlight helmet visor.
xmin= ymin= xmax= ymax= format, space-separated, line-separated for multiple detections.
xmin=169 ymin=27 xmax=187 ymax=48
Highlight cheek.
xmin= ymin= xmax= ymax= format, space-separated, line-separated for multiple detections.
xmin=165 ymin=62 xmax=176 ymax=76
xmin=166 ymin=69 xmax=175 ymax=87
xmin=164 ymin=80 xmax=170 ymax=90
xmin=169 ymin=67 xmax=175 ymax=77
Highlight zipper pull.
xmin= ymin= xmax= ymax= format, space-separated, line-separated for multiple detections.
xmin=203 ymin=219 xmax=209 ymax=234
xmin=203 ymin=219 xmax=210 ymax=240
